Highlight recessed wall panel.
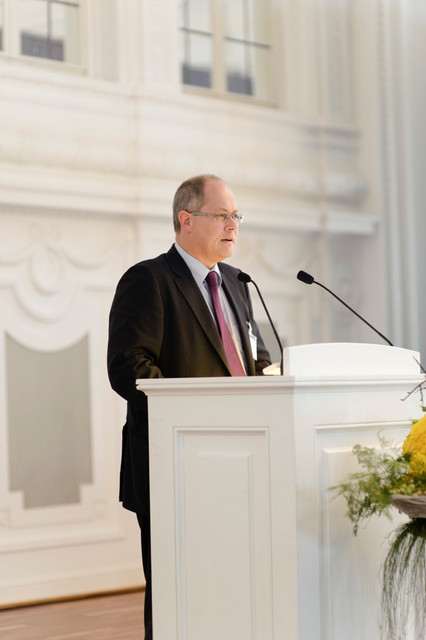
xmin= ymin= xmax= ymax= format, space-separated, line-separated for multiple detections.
xmin=6 ymin=333 xmax=92 ymax=509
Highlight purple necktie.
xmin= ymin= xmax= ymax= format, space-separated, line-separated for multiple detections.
xmin=205 ymin=271 xmax=246 ymax=377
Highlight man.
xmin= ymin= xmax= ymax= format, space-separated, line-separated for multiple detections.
xmin=107 ymin=174 xmax=271 ymax=639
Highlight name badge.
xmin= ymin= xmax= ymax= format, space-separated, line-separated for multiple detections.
xmin=247 ymin=321 xmax=257 ymax=360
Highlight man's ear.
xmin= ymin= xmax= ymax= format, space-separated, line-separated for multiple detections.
xmin=178 ymin=210 xmax=192 ymax=232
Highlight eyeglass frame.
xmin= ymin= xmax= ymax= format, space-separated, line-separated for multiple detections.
xmin=186 ymin=211 xmax=244 ymax=224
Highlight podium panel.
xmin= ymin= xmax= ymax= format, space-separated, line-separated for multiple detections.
xmin=176 ymin=427 xmax=273 ymax=638
xmin=137 ymin=344 xmax=423 ymax=640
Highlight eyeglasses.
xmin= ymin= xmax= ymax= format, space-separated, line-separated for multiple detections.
xmin=187 ymin=211 xmax=244 ymax=224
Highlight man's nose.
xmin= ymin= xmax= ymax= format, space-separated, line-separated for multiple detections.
xmin=226 ymin=216 xmax=238 ymax=229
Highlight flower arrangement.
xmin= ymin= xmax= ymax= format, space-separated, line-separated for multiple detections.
xmin=334 ymin=412 xmax=426 ymax=536
xmin=333 ymin=377 xmax=426 ymax=640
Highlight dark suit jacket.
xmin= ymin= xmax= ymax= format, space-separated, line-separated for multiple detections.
xmin=107 ymin=245 xmax=271 ymax=514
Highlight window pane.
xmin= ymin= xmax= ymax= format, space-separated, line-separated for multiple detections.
xmin=224 ymin=0 xmax=271 ymax=100
xmin=224 ymin=0 xmax=268 ymax=44
xmin=19 ymin=0 xmax=79 ymax=63
xmin=181 ymin=0 xmax=211 ymax=32
xmin=181 ymin=31 xmax=212 ymax=88
xmin=19 ymin=0 xmax=50 ymax=58
xmin=226 ymin=41 xmax=271 ymax=101
xmin=224 ymin=0 xmax=245 ymax=41
xmin=180 ymin=0 xmax=212 ymax=88
xmin=51 ymin=2 xmax=79 ymax=64
xmin=226 ymin=40 xmax=252 ymax=95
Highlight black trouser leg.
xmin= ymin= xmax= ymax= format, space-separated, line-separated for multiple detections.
xmin=137 ymin=513 xmax=152 ymax=640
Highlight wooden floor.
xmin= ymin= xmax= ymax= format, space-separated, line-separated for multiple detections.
xmin=0 ymin=590 xmax=146 ymax=640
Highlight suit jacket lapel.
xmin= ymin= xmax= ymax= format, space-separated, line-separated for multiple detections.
xmin=165 ymin=246 xmax=231 ymax=371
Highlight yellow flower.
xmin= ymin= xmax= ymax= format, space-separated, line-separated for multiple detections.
xmin=402 ymin=414 xmax=426 ymax=476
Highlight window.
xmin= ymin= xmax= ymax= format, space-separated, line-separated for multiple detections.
xmin=180 ymin=0 xmax=273 ymax=102
xmin=0 ymin=0 xmax=81 ymax=65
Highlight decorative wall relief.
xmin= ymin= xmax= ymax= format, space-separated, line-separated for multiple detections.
xmin=0 ymin=213 xmax=131 ymax=536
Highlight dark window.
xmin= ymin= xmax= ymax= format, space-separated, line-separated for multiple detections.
xmin=18 ymin=0 xmax=79 ymax=64
xmin=21 ymin=31 xmax=64 ymax=60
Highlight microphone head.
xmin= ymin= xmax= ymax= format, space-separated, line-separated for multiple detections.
xmin=238 ymin=271 xmax=252 ymax=283
xmin=297 ymin=270 xmax=315 ymax=285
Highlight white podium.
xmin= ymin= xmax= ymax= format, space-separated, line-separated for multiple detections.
xmin=137 ymin=344 xmax=423 ymax=640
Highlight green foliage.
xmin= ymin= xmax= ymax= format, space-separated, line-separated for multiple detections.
xmin=332 ymin=437 xmax=413 ymax=536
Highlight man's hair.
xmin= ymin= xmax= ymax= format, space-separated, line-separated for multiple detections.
xmin=173 ymin=174 xmax=222 ymax=232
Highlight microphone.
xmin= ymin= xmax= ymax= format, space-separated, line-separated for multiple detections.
xmin=238 ymin=271 xmax=284 ymax=375
xmin=296 ymin=270 xmax=394 ymax=346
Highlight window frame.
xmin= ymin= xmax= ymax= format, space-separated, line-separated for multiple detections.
xmin=180 ymin=0 xmax=276 ymax=106
xmin=0 ymin=0 xmax=86 ymax=72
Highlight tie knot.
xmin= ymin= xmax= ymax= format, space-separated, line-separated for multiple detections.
xmin=205 ymin=271 xmax=219 ymax=288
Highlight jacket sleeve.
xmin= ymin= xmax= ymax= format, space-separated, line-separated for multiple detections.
xmin=107 ymin=263 xmax=165 ymax=406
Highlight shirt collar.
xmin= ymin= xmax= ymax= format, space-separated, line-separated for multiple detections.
xmin=174 ymin=242 xmax=222 ymax=286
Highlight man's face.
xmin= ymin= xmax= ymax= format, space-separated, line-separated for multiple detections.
xmin=179 ymin=179 xmax=240 ymax=268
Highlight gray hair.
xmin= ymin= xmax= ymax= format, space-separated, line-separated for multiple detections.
xmin=173 ymin=174 xmax=223 ymax=232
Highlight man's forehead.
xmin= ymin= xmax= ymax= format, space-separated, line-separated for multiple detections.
xmin=204 ymin=181 xmax=237 ymax=204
